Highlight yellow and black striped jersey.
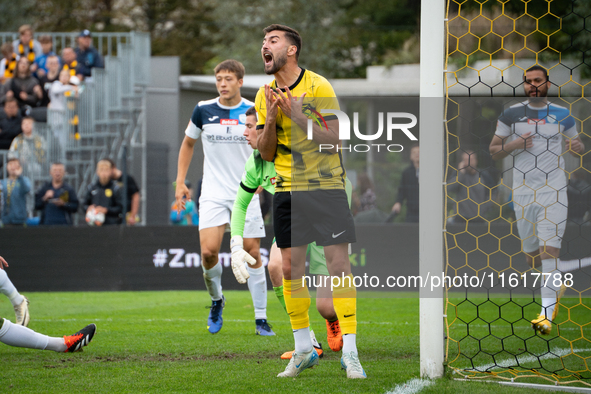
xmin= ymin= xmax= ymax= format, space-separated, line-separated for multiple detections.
xmin=255 ymin=68 xmax=346 ymax=192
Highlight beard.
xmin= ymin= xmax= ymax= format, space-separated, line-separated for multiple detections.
xmin=264 ymin=52 xmax=288 ymax=75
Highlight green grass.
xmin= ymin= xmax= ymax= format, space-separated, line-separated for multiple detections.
xmin=0 ymin=291 xmax=587 ymax=393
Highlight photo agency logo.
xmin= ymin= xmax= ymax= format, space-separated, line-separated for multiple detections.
xmin=305 ymin=107 xmax=418 ymax=152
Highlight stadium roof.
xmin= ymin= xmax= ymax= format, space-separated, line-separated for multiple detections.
xmin=179 ymin=65 xmax=421 ymax=97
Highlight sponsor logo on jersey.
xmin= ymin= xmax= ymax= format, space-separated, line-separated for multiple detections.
xmin=221 ymin=119 xmax=239 ymax=126
xmin=528 ymin=119 xmax=546 ymax=125
xmin=208 ymin=116 xmax=219 ymax=121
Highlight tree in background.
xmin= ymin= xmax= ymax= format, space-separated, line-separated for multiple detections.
xmin=3 ymin=0 xmax=421 ymax=78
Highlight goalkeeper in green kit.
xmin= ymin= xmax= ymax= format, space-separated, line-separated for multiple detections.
xmin=230 ymin=106 xmax=352 ymax=359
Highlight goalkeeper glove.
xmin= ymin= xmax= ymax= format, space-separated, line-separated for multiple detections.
xmin=230 ymin=235 xmax=256 ymax=284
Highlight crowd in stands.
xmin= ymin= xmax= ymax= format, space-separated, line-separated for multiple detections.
xmin=0 ymin=25 xmax=143 ymax=228
xmin=0 ymin=25 xmax=102 ymax=142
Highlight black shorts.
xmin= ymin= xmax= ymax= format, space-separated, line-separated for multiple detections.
xmin=273 ymin=189 xmax=356 ymax=249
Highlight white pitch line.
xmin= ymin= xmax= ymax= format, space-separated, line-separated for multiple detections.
xmin=29 ymin=318 xmax=395 ymax=325
xmin=469 ymin=347 xmax=591 ymax=372
xmin=385 ymin=378 xmax=434 ymax=394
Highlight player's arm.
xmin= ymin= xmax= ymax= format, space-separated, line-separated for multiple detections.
xmin=175 ymin=134 xmax=197 ymax=211
xmin=257 ymin=85 xmax=279 ymax=162
xmin=230 ymin=186 xmax=258 ymax=284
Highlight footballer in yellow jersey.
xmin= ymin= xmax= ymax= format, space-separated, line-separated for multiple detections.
xmin=256 ymin=24 xmax=365 ymax=380
xmin=255 ymin=68 xmax=344 ymax=192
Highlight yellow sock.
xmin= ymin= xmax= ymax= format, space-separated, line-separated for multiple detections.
xmin=283 ymin=278 xmax=311 ymax=330
xmin=332 ymin=274 xmax=357 ymax=335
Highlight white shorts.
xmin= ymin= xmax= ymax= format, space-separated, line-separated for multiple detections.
xmin=199 ymin=195 xmax=265 ymax=238
xmin=513 ymin=191 xmax=567 ymax=253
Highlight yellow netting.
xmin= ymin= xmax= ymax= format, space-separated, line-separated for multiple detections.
xmin=445 ymin=0 xmax=591 ymax=387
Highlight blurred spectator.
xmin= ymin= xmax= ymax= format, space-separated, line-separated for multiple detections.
xmin=82 ymin=159 xmax=123 ymax=225
xmin=8 ymin=116 xmax=46 ymax=177
xmin=33 ymin=35 xmax=56 ymax=79
xmin=0 ymin=98 xmax=22 ymax=150
xmin=355 ymin=173 xmax=377 ymax=213
xmin=0 ymin=43 xmax=17 ymax=84
xmin=567 ymin=169 xmax=591 ymax=225
xmin=170 ymin=181 xmax=198 ymax=226
xmin=61 ymin=48 xmax=83 ymax=81
xmin=12 ymin=25 xmax=42 ymax=72
xmin=48 ymin=69 xmax=78 ymax=111
xmin=76 ymin=30 xmax=104 ymax=80
xmin=1 ymin=57 xmax=43 ymax=109
xmin=447 ymin=150 xmax=496 ymax=223
xmin=106 ymin=158 xmax=140 ymax=225
xmin=0 ymin=158 xmax=31 ymax=227
xmin=39 ymin=55 xmax=61 ymax=107
xmin=35 ymin=162 xmax=79 ymax=225
xmin=48 ymin=69 xmax=78 ymax=151
xmin=391 ymin=144 xmax=420 ymax=222
xmin=353 ymin=173 xmax=386 ymax=223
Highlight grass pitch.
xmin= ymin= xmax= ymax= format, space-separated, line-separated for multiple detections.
xmin=1 ymin=291 xmax=587 ymax=393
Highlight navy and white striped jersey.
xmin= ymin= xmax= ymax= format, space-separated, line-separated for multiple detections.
xmin=495 ymin=100 xmax=578 ymax=195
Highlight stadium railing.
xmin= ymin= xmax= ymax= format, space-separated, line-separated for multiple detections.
xmin=0 ymin=31 xmax=150 ymax=224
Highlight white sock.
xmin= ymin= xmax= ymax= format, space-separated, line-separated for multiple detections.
xmin=247 ymin=266 xmax=267 ymax=320
xmin=0 ymin=318 xmax=66 ymax=351
xmin=540 ymin=258 xmax=560 ymax=319
xmin=203 ymin=263 xmax=223 ymax=301
xmin=342 ymin=333 xmax=358 ymax=354
xmin=0 ymin=269 xmax=25 ymax=306
xmin=293 ymin=327 xmax=313 ymax=353
xmin=557 ymin=257 xmax=591 ymax=272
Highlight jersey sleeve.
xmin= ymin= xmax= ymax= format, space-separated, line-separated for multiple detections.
xmin=312 ymin=77 xmax=340 ymax=121
xmin=255 ymin=88 xmax=266 ymax=130
xmin=185 ymin=104 xmax=203 ymax=139
xmin=561 ymin=114 xmax=578 ymax=139
xmin=241 ymin=153 xmax=262 ymax=192
xmin=495 ymin=110 xmax=512 ymax=137
xmin=231 ymin=187 xmax=255 ymax=237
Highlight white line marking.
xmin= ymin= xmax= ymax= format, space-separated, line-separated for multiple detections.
xmin=469 ymin=347 xmax=591 ymax=372
xmin=385 ymin=378 xmax=434 ymax=394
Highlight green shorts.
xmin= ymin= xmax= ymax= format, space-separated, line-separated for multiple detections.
xmin=307 ymin=242 xmax=330 ymax=276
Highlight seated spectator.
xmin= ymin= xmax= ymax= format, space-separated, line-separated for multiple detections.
xmin=0 ymin=158 xmax=31 ymax=227
xmin=1 ymin=57 xmax=43 ymax=109
xmin=83 ymin=159 xmax=124 ymax=225
xmin=0 ymin=43 xmax=18 ymax=84
xmin=106 ymin=158 xmax=140 ymax=225
xmin=446 ymin=150 xmax=496 ymax=223
xmin=33 ymin=35 xmax=56 ymax=79
xmin=39 ymin=55 xmax=61 ymax=107
xmin=567 ymin=169 xmax=591 ymax=225
xmin=61 ymin=47 xmax=83 ymax=82
xmin=8 ymin=116 xmax=46 ymax=178
xmin=35 ymin=162 xmax=79 ymax=225
xmin=12 ymin=25 xmax=42 ymax=72
xmin=76 ymin=30 xmax=104 ymax=80
xmin=171 ymin=181 xmax=198 ymax=226
xmin=0 ymin=98 xmax=23 ymax=150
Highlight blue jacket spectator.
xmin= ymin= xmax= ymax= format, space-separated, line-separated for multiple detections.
xmin=34 ymin=35 xmax=57 ymax=77
xmin=35 ymin=163 xmax=79 ymax=225
xmin=75 ymin=30 xmax=104 ymax=79
xmin=1 ymin=158 xmax=31 ymax=226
